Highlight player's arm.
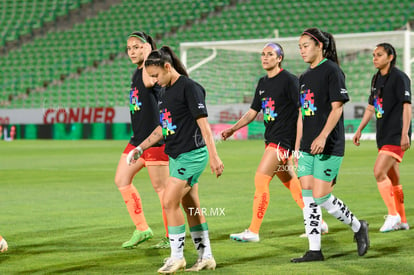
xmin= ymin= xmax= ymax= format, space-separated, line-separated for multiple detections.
xmin=141 ymin=43 xmax=157 ymax=88
xmin=197 ymin=116 xmax=224 ymax=178
xmin=295 ymin=107 xmax=302 ymax=152
xmin=401 ymin=103 xmax=412 ymax=151
xmin=353 ymin=104 xmax=375 ymax=146
xmin=310 ymin=101 xmax=344 ymax=155
xmin=221 ymin=108 xmax=258 ymax=140
xmin=126 ymin=126 xmax=163 ymax=165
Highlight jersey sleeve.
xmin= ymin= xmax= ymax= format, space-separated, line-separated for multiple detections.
xmin=328 ymin=67 xmax=349 ymax=104
xmin=185 ymin=80 xmax=208 ymax=119
xmin=250 ymin=78 xmax=263 ymax=112
xmin=395 ymin=72 xmax=411 ymax=104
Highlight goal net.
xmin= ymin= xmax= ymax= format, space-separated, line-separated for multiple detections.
xmin=180 ymin=29 xmax=414 ymax=138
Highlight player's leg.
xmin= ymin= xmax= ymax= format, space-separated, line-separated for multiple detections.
xmin=388 ymin=162 xmax=408 ymax=230
xmin=114 ymin=145 xmax=153 ymax=248
xmin=230 ymin=147 xmax=275 ymax=242
xmin=275 ymin=156 xmax=328 ymax=237
xmin=158 ymin=176 xmax=189 ymax=273
xmin=182 ymin=184 xmax=216 ymax=272
xmin=312 ymin=155 xmax=369 ymax=257
xmin=374 ymin=153 xmax=401 ymax=232
xmin=145 ymin=146 xmax=170 ymax=248
xmin=147 ymin=164 xmax=170 ymax=248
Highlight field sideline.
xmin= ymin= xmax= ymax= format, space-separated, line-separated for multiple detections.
xmin=0 ymin=140 xmax=413 ymax=274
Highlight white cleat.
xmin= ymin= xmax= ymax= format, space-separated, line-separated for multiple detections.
xmin=380 ymin=214 xmax=401 ymax=233
xmin=230 ymin=229 xmax=259 ymax=242
xmin=185 ymin=257 xmax=216 ymax=272
xmin=158 ymin=257 xmax=186 ymax=274
xmin=397 ymin=222 xmax=410 ymax=230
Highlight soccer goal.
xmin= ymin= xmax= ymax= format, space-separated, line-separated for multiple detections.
xmin=180 ymin=28 xmax=414 ymax=106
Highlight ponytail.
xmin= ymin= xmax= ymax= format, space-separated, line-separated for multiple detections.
xmin=145 ymin=46 xmax=188 ymax=76
xmin=302 ymin=28 xmax=339 ymax=65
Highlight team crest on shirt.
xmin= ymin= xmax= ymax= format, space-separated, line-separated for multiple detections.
xmin=160 ymin=108 xmax=177 ymax=136
xmin=373 ymin=94 xmax=384 ymax=119
xmin=300 ymin=89 xmax=317 ymax=117
xmin=261 ymin=97 xmax=277 ymax=123
xmin=129 ymin=87 xmax=142 ymax=114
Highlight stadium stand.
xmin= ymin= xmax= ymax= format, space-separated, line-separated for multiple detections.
xmin=0 ymin=0 xmax=413 ymax=108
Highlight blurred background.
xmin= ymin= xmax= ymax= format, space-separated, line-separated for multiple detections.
xmin=0 ymin=0 xmax=413 ymax=140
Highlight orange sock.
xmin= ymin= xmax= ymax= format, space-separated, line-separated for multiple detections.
xmin=118 ymin=184 xmax=149 ymax=231
xmin=393 ymin=185 xmax=407 ymax=223
xmin=282 ymin=177 xmax=305 ymax=209
xmin=248 ymin=173 xmax=271 ymax=234
xmin=377 ymin=178 xmax=398 ymax=216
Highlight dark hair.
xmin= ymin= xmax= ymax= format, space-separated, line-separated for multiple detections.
xmin=301 ymin=28 xmax=339 ymax=65
xmin=145 ymin=46 xmax=189 ymax=77
xmin=128 ymin=31 xmax=157 ymax=50
xmin=376 ymin=42 xmax=397 ymax=69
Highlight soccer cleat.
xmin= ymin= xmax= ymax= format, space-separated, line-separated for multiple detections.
xmin=185 ymin=257 xmax=216 ymax=272
xmin=291 ymin=250 xmax=324 ymax=263
xmin=380 ymin=214 xmax=401 ymax=233
xmin=151 ymin=236 xmax=170 ymax=249
xmin=299 ymin=220 xmax=328 ymax=238
xmin=398 ymin=222 xmax=410 ymax=230
xmin=158 ymin=257 xmax=186 ymax=274
xmin=230 ymin=229 xmax=259 ymax=242
xmin=122 ymin=228 xmax=153 ymax=248
xmin=354 ymin=220 xmax=369 ymax=256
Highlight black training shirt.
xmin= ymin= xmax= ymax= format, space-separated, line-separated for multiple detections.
xmin=159 ymin=75 xmax=208 ymax=158
xmin=299 ymin=59 xmax=349 ymax=156
xmin=251 ymin=69 xmax=300 ymax=150
xmin=368 ymin=67 xmax=412 ymax=148
xmin=129 ymin=68 xmax=163 ymax=146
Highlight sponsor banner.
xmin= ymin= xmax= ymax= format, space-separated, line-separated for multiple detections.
xmin=0 ymin=107 xmax=129 ymax=124
xmin=0 ymin=103 xmax=369 ymax=125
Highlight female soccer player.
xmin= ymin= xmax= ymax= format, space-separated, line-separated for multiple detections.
xmin=353 ymin=43 xmax=411 ymax=232
xmin=291 ymin=28 xmax=369 ymax=262
xmin=127 ymin=46 xmax=224 ymax=273
xmin=221 ymin=42 xmax=327 ymax=242
xmin=114 ymin=31 xmax=169 ymax=249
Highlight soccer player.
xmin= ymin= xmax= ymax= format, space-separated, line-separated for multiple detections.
xmin=114 ymin=31 xmax=169 ymax=249
xmin=291 ymin=28 xmax=369 ymax=262
xmin=221 ymin=42 xmax=327 ymax=243
xmin=127 ymin=46 xmax=224 ymax=273
xmin=353 ymin=43 xmax=411 ymax=232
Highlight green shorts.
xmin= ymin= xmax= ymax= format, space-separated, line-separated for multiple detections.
xmin=169 ymin=146 xmax=208 ymax=187
xmin=297 ymin=152 xmax=343 ymax=183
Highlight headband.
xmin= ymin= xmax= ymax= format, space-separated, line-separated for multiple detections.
xmin=129 ymin=34 xmax=147 ymax=43
xmin=302 ymin=31 xmax=322 ymax=45
xmin=264 ymin=43 xmax=284 ymax=57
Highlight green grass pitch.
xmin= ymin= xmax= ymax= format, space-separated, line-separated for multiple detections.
xmin=1 ymin=139 xmax=414 ymax=274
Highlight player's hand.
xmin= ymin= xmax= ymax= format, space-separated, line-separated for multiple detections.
xmin=126 ymin=146 xmax=143 ymax=166
xmin=221 ymin=128 xmax=234 ymax=141
xmin=401 ymin=134 xmax=411 ymax=151
xmin=310 ymin=135 xmax=326 ymax=155
xmin=353 ymin=130 xmax=361 ymax=146
xmin=210 ymin=155 xmax=224 ymax=178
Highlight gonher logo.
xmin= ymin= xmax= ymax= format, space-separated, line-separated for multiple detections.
xmin=43 ymin=108 xmax=115 ymax=124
